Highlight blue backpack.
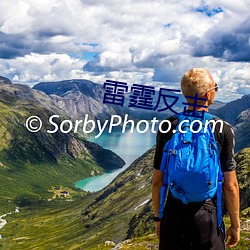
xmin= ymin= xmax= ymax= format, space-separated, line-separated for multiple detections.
xmin=158 ymin=111 xmax=223 ymax=228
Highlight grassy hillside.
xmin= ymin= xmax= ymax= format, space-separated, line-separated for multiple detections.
xmin=0 ymin=147 xmax=155 ymax=249
xmin=1 ymin=147 xmax=249 ymax=249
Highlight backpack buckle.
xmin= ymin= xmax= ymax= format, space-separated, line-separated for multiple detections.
xmin=169 ymin=149 xmax=176 ymax=155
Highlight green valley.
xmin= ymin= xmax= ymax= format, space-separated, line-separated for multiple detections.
xmin=0 ymin=147 xmax=249 ymax=249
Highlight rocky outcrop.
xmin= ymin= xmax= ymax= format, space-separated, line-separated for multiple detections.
xmin=0 ymin=76 xmax=12 ymax=85
xmin=83 ymin=140 xmax=125 ymax=171
xmin=234 ymin=109 xmax=250 ymax=152
xmin=235 ymin=148 xmax=250 ymax=213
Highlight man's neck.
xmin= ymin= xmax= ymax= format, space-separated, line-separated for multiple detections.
xmin=187 ymin=105 xmax=209 ymax=112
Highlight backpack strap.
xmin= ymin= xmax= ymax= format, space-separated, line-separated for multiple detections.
xmin=158 ymin=143 xmax=171 ymax=219
xmin=204 ymin=112 xmax=223 ymax=230
xmin=204 ymin=113 xmax=223 ymax=229
xmin=217 ymin=168 xmax=223 ymax=231
xmin=159 ymin=183 xmax=168 ymax=219
xmin=158 ymin=114 xmax=181 ymax=218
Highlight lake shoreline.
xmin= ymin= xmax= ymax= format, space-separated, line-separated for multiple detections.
xmin=75 ymin=129 xmax=156 ymax=192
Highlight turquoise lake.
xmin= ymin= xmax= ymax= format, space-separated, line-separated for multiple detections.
xmin=75 ymin=129 xmax=156 ymax=192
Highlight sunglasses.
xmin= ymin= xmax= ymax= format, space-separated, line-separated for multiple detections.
xmin=202 ymin=83 xmax=218 ymax=96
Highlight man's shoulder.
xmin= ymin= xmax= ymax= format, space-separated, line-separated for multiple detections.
xmin=210 ymin=116 xmax=234 ymax=134
xmin=163 ymin=115 xmax=178 ymax=122
xmin=159 ymin=115 xmax=179 ymax=131
xmin=159 ymin=112 xmax=234 ymax=134
xmin=161 ymin=113 xmax=233 ymax=125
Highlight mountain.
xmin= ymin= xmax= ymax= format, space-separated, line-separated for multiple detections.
xmin=33 ymin=79 xmax=128 ymax=122
xmin=33 ymin=80 xmax=232 ymax=131
xmin=234 ymin=108 xmax=250 ymax=152
xmin=0 ymin=78 xmax=125 ymax=212
xmin=33 ymin=80 xmax=174 ymax=124
xmin=33 ymin=78 xmax=249 ymax=152
xmin=212 ymin=94 xmax=250 ymax=126
xmin=0 ymin=77 xmax=248 ymax=249
xmin=209 ymin=100 xmax=225 ymax=111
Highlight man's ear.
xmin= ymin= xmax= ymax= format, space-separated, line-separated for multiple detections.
xmin=203 ymin=92 xmax=209 ymax=100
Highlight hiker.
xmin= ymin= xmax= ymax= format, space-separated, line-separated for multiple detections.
xmin=152 ymin=68 xmax=240 ymax=250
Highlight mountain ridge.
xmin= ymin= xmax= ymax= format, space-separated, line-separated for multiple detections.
xmin=212 ymin=94 xmax=250 ymax=125
xmin=0 ymin=76 xmax=12 ymax=85
xmin=33 ymin=79 xmax=127 ymax=122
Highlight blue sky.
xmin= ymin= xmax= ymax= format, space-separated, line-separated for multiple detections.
xmin=0 ymin=0 xmax=249 ymax=102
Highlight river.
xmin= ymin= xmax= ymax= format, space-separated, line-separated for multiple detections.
xmin=75 ymin=129 xmax=156 ymax=192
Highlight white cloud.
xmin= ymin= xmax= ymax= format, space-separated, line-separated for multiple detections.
xmin=0 ymin=53 xmax=87 ymax=86
xmin=99 ymin=51 xmax=132 ymax=69
xmin=107 ymin=71 xmax=154 ymax=87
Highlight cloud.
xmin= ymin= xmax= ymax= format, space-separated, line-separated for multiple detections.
xmin=192 ymin=18 xmax=250 ymax=62
xmin=0 ymin=32 xmax=29 ymax=59
xmin=0 ymin=53 xmax=87 ymax=86
xmin=0 ymin=0 xmax=73 ymax=35
xmin=0 ymin=0 xmax=249 ymax=102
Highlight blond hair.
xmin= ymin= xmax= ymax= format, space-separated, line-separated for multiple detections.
xmin=181 ymin=68 xmax=214 ymax=103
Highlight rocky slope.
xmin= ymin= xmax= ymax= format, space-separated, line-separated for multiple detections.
xmin=33 ymin=79 xmax=128 ymax=122
xmin=234 ymin=108 xmax=250 ymax=152
xmin=235 ymin=148 xmax=250 ymax=214
xmin=33 ymin=79 xmax=171 ymax=123
xmin=78 ymin=146 xmax=250 ymax=248
xmin=212 ymin=94 xmax=250 ymax=126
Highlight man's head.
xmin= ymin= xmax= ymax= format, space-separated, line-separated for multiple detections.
xmin=181 ymin=68 xmax=217 ymax=106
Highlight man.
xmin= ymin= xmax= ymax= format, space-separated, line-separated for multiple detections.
xmin=152 ymin=68 xmax=240 ymax=249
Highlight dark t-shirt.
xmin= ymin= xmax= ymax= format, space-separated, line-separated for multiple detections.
xmin=153 ymin=112 xmax=237 ymax=172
